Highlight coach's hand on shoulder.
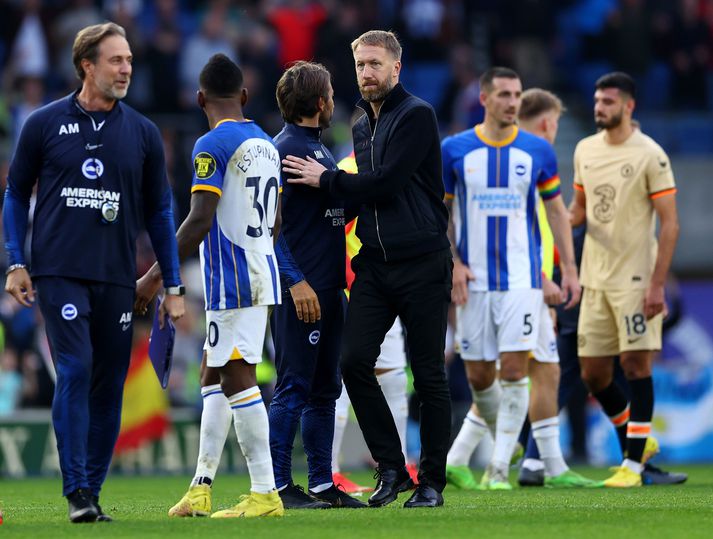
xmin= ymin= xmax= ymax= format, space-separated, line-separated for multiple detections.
xmin=452 ymin=259 xmax=474 ymax=305
xmin=4 ymin=266 xmax=34 ymax=307
xmin=160 ymin=295 xmax=185 ymax=328
xmin=644 ymin=283 xmax=665 ymax=320
xmin=290 ymin=280 xmax=321 ymax=323
xmin=282 ymin=155 xmax=326 ymax=188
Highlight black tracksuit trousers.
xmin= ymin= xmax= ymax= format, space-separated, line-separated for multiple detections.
xmin=341 ymin=248 xmax=453 ymax=492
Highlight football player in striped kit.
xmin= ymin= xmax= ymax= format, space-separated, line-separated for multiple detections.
xmin=136 ymin=54 xmax=283 ymax=518
xmin=441 ymin=67 xmax=580 ymax=489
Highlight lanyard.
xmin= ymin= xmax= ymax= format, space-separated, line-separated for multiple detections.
xmin=73 ymin=99 xmax=119 ymax=224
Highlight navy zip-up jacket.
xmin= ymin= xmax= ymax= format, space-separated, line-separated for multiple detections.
xmin=3 ymin=91 xmax=180 ymax=288
xmin=273 ymin=123 xmax=346 ymax=292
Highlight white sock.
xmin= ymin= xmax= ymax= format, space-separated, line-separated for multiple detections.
xmin=522 ymin=458 xmax=544 ymax=472
xmin=532 ymin=417 xmax=568 ymax=477
xmin=472 ymin=380 xmax=502 ymax=438
xmin=447 ymin=410 xmax=489 ymax=466
xmin=228 ymin=387 xmax=276 ymax=493
xmin=622 ymin=458 xmax=643 ymax=474
xmin=332 ymin=384 xmax=350 ymax=473
xmin=491 ymin=378 xmax=529 ymax=470
xmin=191 ymin=384 xmax=232 ymax=486
xmin=310 ymin=482 xmax=332 ymax=493
xmin=377 ymin=368 xmax=408 ymax=459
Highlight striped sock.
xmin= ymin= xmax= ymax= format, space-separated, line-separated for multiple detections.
xmin=491 ymin=378 xmax=529 ymax=471
xmin=627 ymin=376 xmax=654 ymax=463
xmin=593 ymin=382 xmax=629 ymax=456
xmin=191 ymin=384 xmax=232 ymax=487
xmin=532 ymin=417 xmax=568 ymax=477
xmin=229 ymin=387 xmax=276 ymax=493
xmin=447 ymin=410 xmax=489 ymax=467
xmin=472 ymin=380 xmax=502 ymax=439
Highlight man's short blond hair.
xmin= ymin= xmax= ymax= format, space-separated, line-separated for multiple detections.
xmin=351 ymin=30 xmax=402 ymax=60
xmin=518 ymin=88 xmax=565 ymax=121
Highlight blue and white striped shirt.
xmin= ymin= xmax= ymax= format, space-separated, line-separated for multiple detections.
xmin=442 ymin=125 xmax=561 ymax=291
xmin=191 ymin=119 xmax=282 ymax=310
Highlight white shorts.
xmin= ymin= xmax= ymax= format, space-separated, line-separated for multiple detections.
xmin=457 ymin=289 xmax=542 ymax=361
xmin=204 ymin=305 xmax=268 ymax=367
xmin=534 ymin=301 xmax=559 ymax=363
xmin=375 ymin=318 xmax=406 ymax=370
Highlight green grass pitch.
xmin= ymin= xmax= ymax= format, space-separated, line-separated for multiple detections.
xmin=1 ymin=466 xmax=712 ymax=538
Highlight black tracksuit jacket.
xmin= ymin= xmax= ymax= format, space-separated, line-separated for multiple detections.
xmin=319 ymin=83 xmax=449 ymax=262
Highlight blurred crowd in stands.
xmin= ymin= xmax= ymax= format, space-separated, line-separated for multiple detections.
xmin=0 ymin=0 xmax=712 ymax=418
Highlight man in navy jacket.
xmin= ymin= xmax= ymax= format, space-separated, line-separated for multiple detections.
xmin=3 ymin=22 xmax=184 ymax=522
xmin=271 ymin=61 xmax=364 ymax=509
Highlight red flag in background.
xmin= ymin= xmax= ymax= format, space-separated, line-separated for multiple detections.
xmin=114 ymin=338 xmax=170 ymax=454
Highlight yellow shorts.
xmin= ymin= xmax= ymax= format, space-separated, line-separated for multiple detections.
xmin=577 ymin=288 xmax=662 ymax=357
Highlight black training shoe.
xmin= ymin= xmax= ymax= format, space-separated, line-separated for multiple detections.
xmin=278 ymin=483 xmax=331 ymax=509
xmin=642 ymin=463 xmax=688 ymax=486
xmin=403 ymin=484 xmax=444 ymax=508
xmin=518 ymin=466 xmax=545 ymax=487
xmin=67 ymin=488 xmax=98 ymax=523
xmin=309 ymin=484 xmax=367 ymax=509
xmin=91 ymin=495 xmax=113 ymax=522
xmin=368 ymin=467 xmax=414 ymax=507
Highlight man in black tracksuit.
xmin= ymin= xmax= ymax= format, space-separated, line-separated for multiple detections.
xmin=283 ymin=30 xmax=452 ymax=508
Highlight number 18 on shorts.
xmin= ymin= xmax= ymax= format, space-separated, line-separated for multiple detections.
xmin=577 ymin=288 xmax=663 ymax=356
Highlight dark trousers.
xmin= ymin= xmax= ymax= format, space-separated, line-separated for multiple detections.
xmin=341 ymin=249 xmax=452 ymax=491
xmin=269 ymin=287 xmax=343 ymax=489
xmin=36 ymin=277 xmax=134 ymax=497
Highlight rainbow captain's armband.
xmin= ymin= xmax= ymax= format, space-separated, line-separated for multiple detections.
xmin=538 ymin=175 xmax=561 ymax=200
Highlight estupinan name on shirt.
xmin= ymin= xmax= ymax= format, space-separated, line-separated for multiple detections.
xmin=235 ymin=143 xmax=280 ymax=174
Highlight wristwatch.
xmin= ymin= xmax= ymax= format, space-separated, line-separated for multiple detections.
xmin=5 ymin=263 xmax=27 ymax=275
xmin=165 ymin=285 xmax=186 ymax=296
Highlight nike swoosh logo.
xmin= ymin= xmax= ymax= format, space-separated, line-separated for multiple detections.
xmin=122 ymin=323 xmax=131 ymax=331
xmin=627 ymin=337 xmax=642 ymax=344
xmin=85 ymin=143 xmax=103 ymax=151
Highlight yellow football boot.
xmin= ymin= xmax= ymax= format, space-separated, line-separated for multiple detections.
xmin=168 ymin=484 xmax=212 ymax=517
xmin=642 ymin=436 xmax=660 ymax=464
xmin=603 ymin=466 xmax=642 ymax=488
xmin=210 ymin=491 xmax=284 ymax=518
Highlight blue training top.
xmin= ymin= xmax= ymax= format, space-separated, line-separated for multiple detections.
xmin=3 ymin=91 xmax=180 ymax=288
xmin=273 ymin=123 xmax=346 ymax=292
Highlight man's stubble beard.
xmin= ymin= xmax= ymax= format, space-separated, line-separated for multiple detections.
xmin=595 ymin=110 xmax=623 ymax=130
xmin=98 ymin=78 xmax=130 ymax=101
xmin=360 ymin=78 xmax=394 ymax=103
